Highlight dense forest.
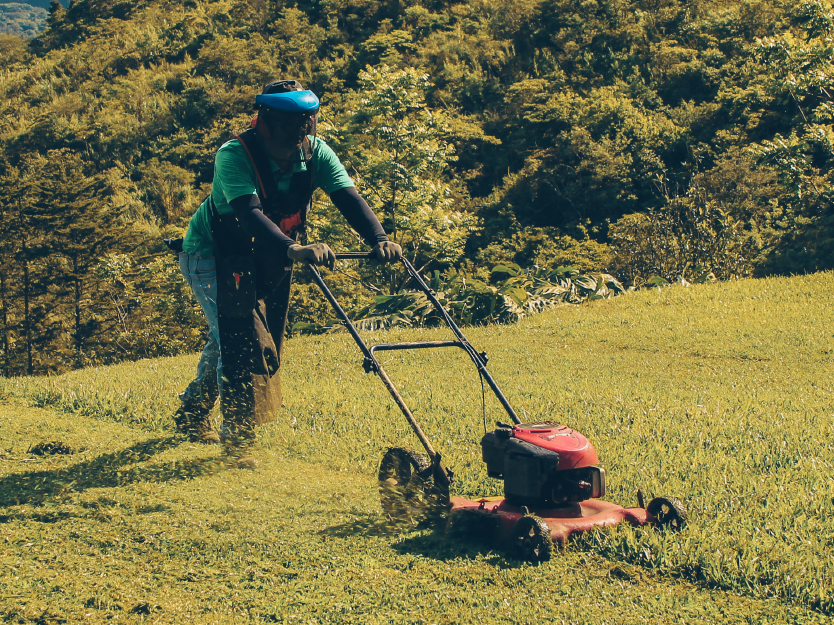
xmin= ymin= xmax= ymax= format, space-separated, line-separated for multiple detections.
xmin=0 ymin=0 xmax=831 ymax=374
xmin=0 ymin=3 xmax=46 ymax=38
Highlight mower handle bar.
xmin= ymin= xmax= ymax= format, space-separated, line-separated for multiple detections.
xmin=305 ymin=254 xmax=522 ymax=430
xmin=334 ymin=252 xmax=376 ymax=259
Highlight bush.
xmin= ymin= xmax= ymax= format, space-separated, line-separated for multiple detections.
xmin=475 ymin=226 xmax=613 ymax=273
xmin=609 ymin=181 xmax=755 ymax=286
xmin=293 ymin=263 xmax=626 ymax=333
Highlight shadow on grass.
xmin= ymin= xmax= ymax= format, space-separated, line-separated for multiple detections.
xmin=391 ymin=527 xmax=524 ymax=567
xmin=320 ymin=514 xmax=402 ymax=538
xmin=321 ymin=514 xmax=526 ymax=567
xmin=0 ymin=436 xmax=226 ymax=513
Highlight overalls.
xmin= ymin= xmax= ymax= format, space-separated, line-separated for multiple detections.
xmin=208 ymin=128 xmax=315 ymax=435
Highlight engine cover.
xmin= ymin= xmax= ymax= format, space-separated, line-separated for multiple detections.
xmin=512 ymin=423 xmax=599 ymax=469
xmin=480 ymin=423 xmax=605 ymax=505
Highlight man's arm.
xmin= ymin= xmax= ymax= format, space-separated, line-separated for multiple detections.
xmin=228 ymin=194 xmax=336 ymax=268
xmin=330 ymin=187 xmax=402 ymax=262
xmin=229 ymin=188 xmax=398 ymax=267
xmin=229 ymin=194 xmax=294 ymax=260
xmin=230 ymin=188 xmax=387 ymax=251
xmin=329 ymin=187 xmax=388 ymax=246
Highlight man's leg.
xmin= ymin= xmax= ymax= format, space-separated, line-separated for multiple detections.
xmin=220 ymin=268 xmax=292 ymax=469
xmin=264 ymin=266 xmax=293 ymax=368
xmin=175 ymin=251 xmax=222 ymax=444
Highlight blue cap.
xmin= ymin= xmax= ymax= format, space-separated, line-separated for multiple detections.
xmin=256 ymin=90 xmax=320 ymax=113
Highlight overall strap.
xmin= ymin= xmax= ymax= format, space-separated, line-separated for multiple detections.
xmin=234 ymin=128 xmax=316 ymax=236
xmin=235 ymin=128 xmax=281 ymax=204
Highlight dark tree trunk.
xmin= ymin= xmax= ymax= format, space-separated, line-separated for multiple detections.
xmin=0 ymin=271 xmax=7 ymax=377
xmin=74 ymin=255 xmax=83 ymax=364
xmin=23 ymin=238 xmax=31 ymax=376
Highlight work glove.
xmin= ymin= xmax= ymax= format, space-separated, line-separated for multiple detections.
xmin=287 ymin=243 xmax=336 ymax=270
xmin=372 ymin=241 xmax=403 ymax=264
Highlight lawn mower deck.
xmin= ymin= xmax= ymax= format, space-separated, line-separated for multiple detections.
xmin=449 ymin=496 xmax=650 ymax=547
xmin=309 ymin=253 xmax=687 ymax=562
xmin=449 ymin=496 xmax=652 ymax=539
xmin=447 ymin=491 xmax=686 ymax=561
xmin=447 ymin=420 xmax=686 ymax=560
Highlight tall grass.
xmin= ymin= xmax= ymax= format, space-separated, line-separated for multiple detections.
xmin=4 ymin=271 xmax=834 ymax=612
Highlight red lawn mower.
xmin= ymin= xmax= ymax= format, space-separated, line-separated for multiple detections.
xmin=308 ymin=253 xmax=687 ymax=562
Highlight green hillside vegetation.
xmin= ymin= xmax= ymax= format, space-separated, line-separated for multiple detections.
xmin=1 ymin=0 xmax=834 ymax=374
xmin=1 ymin=273 xmax=833 ymax=621
xmin=0 ymin=3 xmax=45 ymax=38
xmin=3 ymin=0 xmax=61 ymax=10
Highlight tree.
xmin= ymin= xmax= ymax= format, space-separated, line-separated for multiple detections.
xmin=0 ymin=154 xmax=69 ymax=374
xmin=31 ymin=150 xmax=142 ymax=367
xmin=751 ymin=0 xmax=834 ymax=273
xmin=334 ymin=65 xmax=477 ymax=286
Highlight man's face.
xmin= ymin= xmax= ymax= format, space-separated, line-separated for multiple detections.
xmin=261 ymin=110 xmax=316 ymax=148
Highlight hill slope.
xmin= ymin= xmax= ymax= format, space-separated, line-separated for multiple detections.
xmin=2 ymin=272 xmax=834 ymax=620
xmin=0 ymin=2 xmax=45 ymax=37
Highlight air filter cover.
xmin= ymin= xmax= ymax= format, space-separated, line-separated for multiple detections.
xmin=512 ymin=423 xmax=599 ymax=470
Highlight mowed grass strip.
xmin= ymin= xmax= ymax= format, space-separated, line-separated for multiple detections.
xmin=1 ymin=270 xmax=833 ymax=619
xmin=0 ymin=402 xmax=827 ymax=624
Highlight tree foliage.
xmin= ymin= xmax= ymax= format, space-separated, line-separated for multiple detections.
xmin=0 ymin=0 xmax=832 ymax=372
xmin=0 ymin=4 xmax=46 ymax=39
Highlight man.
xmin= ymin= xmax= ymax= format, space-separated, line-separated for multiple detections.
xmin=175 ymin=79 xmax=401 ymax=467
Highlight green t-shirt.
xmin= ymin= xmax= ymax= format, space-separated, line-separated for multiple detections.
xmin=183 ymin=136 xmax=354 ymax=258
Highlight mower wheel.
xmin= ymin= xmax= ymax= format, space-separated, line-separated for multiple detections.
xmin=512 ymin=515 xmax=553 ymax=563
xmin=646 ymin=496 xmax=688 ymax=531
xmin=406 ymin=469 xmax=451 ymax=527
xmin=378 ymin=447 xmax=429 ymax=523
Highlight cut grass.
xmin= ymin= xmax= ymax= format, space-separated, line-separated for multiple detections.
xmin=1 ymin=270 xmax=834 ymax=621
xmin=0 ymin=402 xmax=827 ymax=624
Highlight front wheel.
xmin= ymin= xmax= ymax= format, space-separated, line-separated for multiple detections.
xmin=512 ymin=515 xmax=553 ymax=562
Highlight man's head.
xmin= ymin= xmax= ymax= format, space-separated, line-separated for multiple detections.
xmin=255 ymin=80 xmax=320 ymax=149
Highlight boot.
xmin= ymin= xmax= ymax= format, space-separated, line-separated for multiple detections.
xmin=173 ymin=404 xmax=221 ymax=444
xmin=221 ymin=424 xmax=257 ymax=469
xmin=222 ymin=435 xmax=257 ymax=469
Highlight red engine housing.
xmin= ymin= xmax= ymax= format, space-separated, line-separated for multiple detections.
xmin=511 ymin=423 xmax=599 ymax=470
xmin=480 ymin=423 xmax=605 ymax=505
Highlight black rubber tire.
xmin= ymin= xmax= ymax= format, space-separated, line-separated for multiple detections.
xmin=405 ymin=469 xmax=451 ymax=527
xmin=378 ymin=447 xmax=429 ymax=522
xmin=646 ymin=495 xmax=688 ymax=531
xmin=512 ymin=515 xmax=553 ymax=562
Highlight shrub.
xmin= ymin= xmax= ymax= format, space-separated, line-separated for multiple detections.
xmin=609 ymin=180 xmax=754 ymax=286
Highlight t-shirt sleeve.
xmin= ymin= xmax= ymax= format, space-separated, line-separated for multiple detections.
xmin=215 ymin=142 xmax=259 ymax=206
xmin=312 ymin=140 xmax=355 ymax=194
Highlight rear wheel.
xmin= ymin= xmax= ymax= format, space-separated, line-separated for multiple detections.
xmin=378 ymin=447 xmax=429 ymax=523
xmin=646 ymin=496 xmax=688 ymax=531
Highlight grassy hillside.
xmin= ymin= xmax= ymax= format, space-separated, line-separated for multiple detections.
xmin=1 ymin=272 xmax=834 ymax=622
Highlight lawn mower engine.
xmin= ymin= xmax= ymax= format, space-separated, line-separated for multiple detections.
xmin=481 ymin=422 xmax=605 ymax=507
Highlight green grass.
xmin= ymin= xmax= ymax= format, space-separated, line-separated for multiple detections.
xmin=2 ymin=271 xmax=834 ymax=622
